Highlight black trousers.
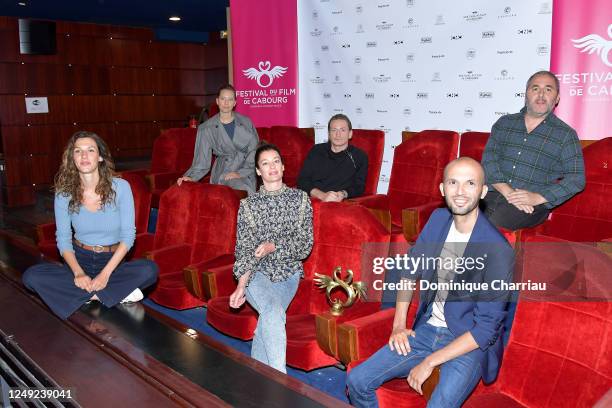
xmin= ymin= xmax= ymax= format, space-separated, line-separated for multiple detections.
xmin=481 ymin=189 xmax=550 ymax=231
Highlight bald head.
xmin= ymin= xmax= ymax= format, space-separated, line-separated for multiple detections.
xmin=443 ymin=157 xmax=485 ymax=185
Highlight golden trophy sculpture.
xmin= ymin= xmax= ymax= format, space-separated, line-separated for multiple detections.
xmin=314 ymin=266 xmax=367 ymax=316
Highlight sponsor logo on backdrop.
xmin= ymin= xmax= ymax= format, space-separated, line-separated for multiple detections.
xmin=466 ymin=49 xmax=477 ymax=59
xmin=312 ymin=11 xmax=318 ymax=19
xmin=459 ymin=70 xmax=482 ymax=81
xmin=572 ymin=25 xmax=612 ymax=67
xmin=239 ymin=60 xmax=294 ymax=107
xmin=479 ymin=91 xmax=493 ymax=98
xmin=435 ymin=15 xmax=445 ymax=25
xmin=374 ymin=74 xmax=392 ymax=83
xmin=406 ymin=0 xmax=415 ymax=6
xmin=379 ymin=125 xmax=391 ymax=134
xmin=354 ymin=56 xmax=362 ymax=64
xmin=447 ymin=92 xmax=459 ymax=98
xmin=314 ymin=106 xmax=322 ymax=113
xmin=559 ymin=72 xmax=612 ymax=98
xmin=341 ymin=43 xmax=351 ymax=48
xmin=314 ymin=59 xmax=320 ymax=66
xmin=356 ymin=107 xmax=363 ymax=114
xmin=464 ymin=107 xmax=474 ymax=117
xmin=497 ymin=49 xmax=514 ymax=55
xmin=517 ymin=29 xmax=533 ymax=35
xmin=432 ymin=72 xmax=442 ymax=81
xmin=495 ymin=111 xmax=510 ymax=116
xmin=321 ymin=45 xmax=329 ymax=51
xmin=536 ymin=44 xmax=549 ymax=56
xmin=377 ymin=21 xmax=394 ymax=30
xmin=498 ymin=6 xmax=517 ymax=18
xmin=494 ymin=69 xmax=515 ymax=80
xmin=429 ymin=110 xmax=442 ymax=115
xmin=401 ymin=73 xmax=416 ymax=83
xmin=451 ymin=34 xmax=463 ymax=40
xmin=331 ymin=59 xmax=342 ymax=64
xmin=403 ymin=108 xmax=412 ymax=115
xmin=331 ymin=26 xmax=342 ymax=35
xmin=344 ymin=93 xmax=351 ymax=98
xmin=406 ymin=53 xmax=416 ymax=62
xmin=514 ymin=91 xmax=525 ymax=98
xmin=417 ymin=92 xmax=428 ymax=99
xmin=333 ymin=75 xmax=343 ymax=84
xmin=394 ymin=40 xmax=404 ymax=45
xmin=356 ymin=24 xmax=365 ymax=33
xmin=333 ymin=108 xmax=344 ymax=112
xmin=331 ymin=9 xmax=343 ymax=15
xmin=538 ymin=2 xmax=552 ymax=14
xmin=354 ymin=75 xmax=362 ymax=84
xmin=378 ymin=3 xmax=391 ymax=8
xmin=314 ymin=122 xmax=325 ymax=131
xmin=310 ymin=76 xmax=325 ymax=84
xmin=378 ymin=57 xmax=391 ymax=62
xmin=403 ymin=18 xmax=419 ymax=28
xmin=377 ymin=109 xmax=389 ymax=113
xmin=367 ymin=41 xmax=378 ymax=48
xmin=482 ymin=31 xmax=496 ymax=39
xmin=431 ymin=54 xmax=445 ymax=59
xmin=323 ymin=92 xmax=331 ymax=98
xmin=421 ymin=36 xmax=433 ymax=44
xmin=365 ymin=93 xmax=375 ymax=99
xmin=356 ymin=5 xmax=363 ymax=13
xmin=463 ymin=10 xmax=487 ymax=22
xmin=243 ymin=61 xmax=287 ymax=88
xmin=310 ymin=28 xmax=322 ymax=37
xmin=390 ymin=93 xmax=400 ymax=98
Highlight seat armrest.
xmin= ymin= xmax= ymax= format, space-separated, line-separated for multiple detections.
xmin=36 ymin=222 xmax=56 ymax=244
xmin=336 ymin=308 xmax=396 ymax=365
xmin=144 ymin=244 xmax=191 ymax=274
xmin=183 ymin=254 xmax=235 ymax=300
xmin=131 ymin=232 xmax=155 ymax=258
xmin=402 ymin=201 xmax=443 ymax=241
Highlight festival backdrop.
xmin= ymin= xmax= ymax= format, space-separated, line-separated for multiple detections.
xmin=550 ymin=0 xmax=612 ymax=140
xmin=230 ymin=0 xmax=299 ymax=127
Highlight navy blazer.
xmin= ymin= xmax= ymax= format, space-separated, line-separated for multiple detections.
xmin=404 ymin=208 xmax=514 ymax=383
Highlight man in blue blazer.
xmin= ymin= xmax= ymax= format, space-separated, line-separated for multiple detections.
xmin=347 ymin=157 xmax=515 ymax=408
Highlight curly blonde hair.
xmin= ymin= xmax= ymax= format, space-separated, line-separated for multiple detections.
xmin=54 ymin=131 xmax=116 ymax=213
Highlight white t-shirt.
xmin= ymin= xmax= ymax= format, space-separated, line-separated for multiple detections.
xmin=427 ymin=221 xmax=472 ymax=328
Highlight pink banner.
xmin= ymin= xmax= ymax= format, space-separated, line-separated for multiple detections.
xmin=550 ymin=0 xmax=612 ymax=140
xmin=230 ymin=0 xmax=298 ymax=127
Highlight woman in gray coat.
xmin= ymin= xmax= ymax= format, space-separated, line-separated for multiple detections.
xmin=177 ymin=84 xmax=259 ymax=194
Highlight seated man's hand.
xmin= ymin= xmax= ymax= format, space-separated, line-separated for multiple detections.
xmin=407 ymin=358 xmax=435 ymax=395
xmin=322 ymin=191 xmax=344 ymax=202
xmin=176 ymin=176 xmax=193 ymax=186
xmin=224 ymin=172 xmax=241 ymax=181
xmin=507 ymin=189 xmax=547 ymax=207
xmin=388 ymin=327 xmax=415 ymax=356
xmin=513 ymin=203 xmax=535 ymax=214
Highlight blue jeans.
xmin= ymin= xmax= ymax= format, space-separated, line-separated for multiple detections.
xmin=245 ymin=271 xmax=300 ymax=373
xmin=347 ymin=323 xmax=482 ymax=408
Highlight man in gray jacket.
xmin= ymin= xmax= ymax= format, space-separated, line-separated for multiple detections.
xmin=177 ymin=84 xmax=259 ymax=194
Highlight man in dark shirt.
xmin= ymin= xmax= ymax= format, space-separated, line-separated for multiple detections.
xmin=481 ymin=70 xmax=585 ymax=230
xmin=298 ymin=114 xmax=368 ymax=202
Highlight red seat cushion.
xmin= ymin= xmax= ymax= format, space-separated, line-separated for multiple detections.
xmin=206 ymin=295 xmax=258 ymax=340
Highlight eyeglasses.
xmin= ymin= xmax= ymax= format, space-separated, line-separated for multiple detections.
xmin=329 ymin=128 xmax=349 ymax=134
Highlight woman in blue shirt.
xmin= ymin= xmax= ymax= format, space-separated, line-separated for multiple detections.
xmin=23 ymin=131 xmax=158 ymax=319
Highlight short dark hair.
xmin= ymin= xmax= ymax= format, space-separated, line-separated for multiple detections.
xmin=526 ymin=70 xmax=560 ymax=93
xmin=217 ymin=83 xmax=237 ymax=99
xmin=255 ymin=142 xmax=283 ymax=169
xmin=327 ymin=113 xmax=352 ymax=132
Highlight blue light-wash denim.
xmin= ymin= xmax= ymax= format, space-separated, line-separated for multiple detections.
xmin=23 ymin=245 xmax=158 ymax=320
xmin=245 ymin=271 xmax=300 ymax=373
xmin=347 ymin=323 xmax=482 ymax=408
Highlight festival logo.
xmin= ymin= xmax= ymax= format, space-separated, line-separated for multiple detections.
xmin=572 ymin=24 xmax=612 ymax=67
xmin=243 ymin=61 xmax=288 ymax=88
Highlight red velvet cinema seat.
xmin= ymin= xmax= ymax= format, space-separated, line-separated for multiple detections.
xmin=521 ymin=137 xmax=612 ymax=243
xmin=354 ymin=130 xmax=459 ymax=243
xmin=267 ymin=126 xmax=314 ymax=187
xmin=127 ymin=127 xmax=197 ymax=208
xmin=206 ymin=201 xmax=391 ymax=370
xmin=459 ymin=131 xmax=490 ymax=161
xmin=36 ymin=171 xmax=153 ymax=262
xmin=351 ymin=129 xmax=385 ymax=195
xmin=146 ymin=183 xmax=240 ymax=309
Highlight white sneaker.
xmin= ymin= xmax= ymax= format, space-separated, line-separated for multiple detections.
xmin=121 ymin=288 xmax=144 ymax=304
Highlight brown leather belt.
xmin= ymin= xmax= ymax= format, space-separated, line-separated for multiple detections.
xmin=73 ymin=239 xmax=119 ymax=253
